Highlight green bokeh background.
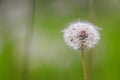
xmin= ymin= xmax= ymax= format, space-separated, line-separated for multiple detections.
xmin=0 ymin=0 xmax=120 ymax=80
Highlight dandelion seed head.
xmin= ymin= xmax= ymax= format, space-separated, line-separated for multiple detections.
xmin=63 ymin=21 xmax=100 ymax=50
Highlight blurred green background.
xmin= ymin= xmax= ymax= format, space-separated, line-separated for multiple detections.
xmin=0 ymin=0 xmax=120 ymax=80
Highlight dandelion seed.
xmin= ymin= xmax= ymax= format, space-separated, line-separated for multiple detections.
xmin=63 ymin=21 xmax=100 ymax=50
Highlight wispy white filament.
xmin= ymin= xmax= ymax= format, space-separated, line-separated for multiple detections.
xmin=63 ymin=21 xmax=100 ymax=50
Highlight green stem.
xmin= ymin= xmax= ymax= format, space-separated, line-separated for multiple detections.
xmin=22 ymin=0 xmax=36 ymax=80
xmin=89 ymin=0 xmax=94 ymax=22
xmin=88 ymin=0 xmax=95 ymax=80
xmin=88 ymin=49 xmax=93 ymax=80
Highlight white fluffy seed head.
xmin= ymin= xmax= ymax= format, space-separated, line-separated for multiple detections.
xmin=63 ymin=21 xmax=100 ymax=50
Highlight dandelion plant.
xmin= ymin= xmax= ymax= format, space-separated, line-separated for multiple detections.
xmin=63 ymin=21 xmax=100 ymax=80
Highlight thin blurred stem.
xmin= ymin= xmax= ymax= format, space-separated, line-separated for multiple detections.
xmin=88 ymin=49 xmax=93 ymax=80
xmin=89 ymin=0 xmax=94 ymax=22
xmin=88 ymin=0 xmax=95 ymax=80
xmin=22 ymin=0 xmax=36 ymax=80
xmin=81 ymin=48 xmax=87 ymax=80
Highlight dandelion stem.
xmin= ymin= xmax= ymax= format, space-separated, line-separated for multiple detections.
xmin=22 ymin=0 xmax=36 ymax=80
xmin=81 ymin=48 xmax=87 ymax=80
